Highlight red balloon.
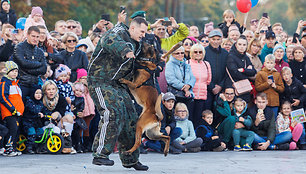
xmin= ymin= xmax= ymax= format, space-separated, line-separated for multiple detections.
xmin=236 ymin=0 xmax=252 ymax=13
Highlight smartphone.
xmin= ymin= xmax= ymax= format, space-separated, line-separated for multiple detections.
xmin=162 ymin=21 xmax=172 ymax=26
xmin=262 ymin=13 xmax=268 ymax=18
xmin=268 ymin=75 xmax=274 ymax=82
xmin=101 ymin=14 xmax=110 ymax=21
xmin=120 ymin=6 xmax=126 ymax=13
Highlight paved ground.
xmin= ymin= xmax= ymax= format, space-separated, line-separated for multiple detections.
xmin=2 ymin=151 xmax=306 ymax=174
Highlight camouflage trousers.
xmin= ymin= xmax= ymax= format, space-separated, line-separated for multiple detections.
xmin=88 ymin=81 xmax=139 ymax=166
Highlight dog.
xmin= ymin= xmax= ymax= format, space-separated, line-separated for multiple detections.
xmin=119 ymin=42 xmax=170 ymax=156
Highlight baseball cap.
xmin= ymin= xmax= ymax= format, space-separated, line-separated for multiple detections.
xmin=266 ymin=31 xmax=276 ymax=39
xmin=208 ymin=29 xmax=223 ymax=38
xmin=162 ymin=92 xmax=176 ymax=101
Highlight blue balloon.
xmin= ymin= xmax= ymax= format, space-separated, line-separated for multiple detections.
xmin=251 ymin=0 xmax=259 ymax=8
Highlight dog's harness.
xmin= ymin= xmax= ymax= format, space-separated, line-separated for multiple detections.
xmin=134 ymin=57 xmax=157 ymax=88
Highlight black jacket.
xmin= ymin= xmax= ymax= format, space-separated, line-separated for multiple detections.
xmin=281 ymin=77 xmax=306 ymax=110
xmin=225 ymin=44 xmax=256 ymax=102
xmin=196 ymin=119 xmax=219 ymax=143
xmin=160 ymin=104 xmax=176 ymax=131
xmin=12 ymin=41 xmax=47 ymax=86
xmin=59 ymin=49 xmax=88 ymax=82
xmin=0 ymin=9 xmax=17 ymax=27
xmin=42 ymin=94 xmax=68 ymax=117
xmin=0 ymin=39 xmax=14 ymax=61
xmin=289 ymin=59 xmax=306 ymax=85
xmin=248 ymin=106 xmax=276 ymax=143
xmin=72 ymin=96 xmax=85 ymax=116
xmin=218 ymin=20 xmax=245 ymax=38
xmin=204 ymin=45 xmax=228 ymax=91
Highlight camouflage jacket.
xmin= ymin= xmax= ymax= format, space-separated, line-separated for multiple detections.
xmin=88 ymin=23 xmax=141 ymax=83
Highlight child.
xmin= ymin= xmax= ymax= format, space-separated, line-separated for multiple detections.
xmin=75 ymin=68 xmax=95 ymax=152
xmin=218 ymin=9 xmax=244 ymax=38
xmin=171 ymin=103 xmax=203 ymax=153
xmin=24 ymin=6 xmax=49 ymax=38
xmin=232 ymin=98 xmax=255 ymax=151
xmin=276 ymin=101 xmax=303 ymax=150
xmin=195 ymin=110 xmax=226 ymax=151
xmin=142 ymin=92 xmax=182 ymax=154
xmin=38 ymin=64 xmax=53 ymax=88
xmin=71 ymin=82 xmax=85 ymax=153
xmin=21 ymin=86 xmax=44 ymax=154
xmin=0 ymin=0 xmax=17 ymax=27
xmin=54 ymin=64 xmax=74 ymax=113
xmin=255 ymin=54 xmax=285 ymax=118
xmin=0 ymin=62 xmax=6 ymax=79
xmin=0 ymin=61 xmax=24 ymax=156
xmin=281 ymin=67 xmax=306 ymax=110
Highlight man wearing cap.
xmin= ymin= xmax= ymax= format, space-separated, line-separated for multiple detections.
xmin=204 ymin=29 xmax=228 ymax=110
xmin=88 ymin=17 xmax=149 ymax=171
xmin=259 ymin=31 xmax=276 ymax=63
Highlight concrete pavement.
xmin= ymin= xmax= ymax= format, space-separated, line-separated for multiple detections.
xmin=1 ymin=151 xmax=306 ymax=174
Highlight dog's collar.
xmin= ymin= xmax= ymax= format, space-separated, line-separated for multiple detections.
xmin=137 ymin=57 xmax=156 ymax=63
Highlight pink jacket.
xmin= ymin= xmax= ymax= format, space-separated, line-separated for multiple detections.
xmin=187 ymin=59 xmax=212 ymax=100
xmin=82 ymin=85 xmax=95 ymax=117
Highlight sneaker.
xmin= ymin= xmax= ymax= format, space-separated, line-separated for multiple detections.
xmin=16 ymin=151 xmax=22 ymax=156
xmin=187 ymin=147 xmax=201 ymax=153
xmin=92 ymin=157 xmax=114 ymax=166
xmin=213 ymin=146 xmax=225 ymax=152
xmin=0 ymin=148 xmax=5 ymax=155
xmin=276 ymin=143 xmax=290 ymax=150
xmin=234 ymin=145 xmax=242 ymax=151
xmin=242 ymin=144 xmax=253 ymax=151
xmin=70 ymin=147 xmax=77 ymax=154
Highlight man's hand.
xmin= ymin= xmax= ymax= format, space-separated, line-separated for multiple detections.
xmin=292 ymin=99 xmax=300 ymax=106
xmin=118 ymin=10 xmax=126 ymax=24
xmin=258 ymin=141 xmax=270 ymax=150
xmin=165 ymin=126 xmax=171 ymax=135
xmin=125 ymin=52 xmax=135 ymax=59
xmin=169 ymin=17 xmax=179 ymax=29
xmin=150 ymin=19 xmax=164 ymax=29
xmin=271 ymin=83 xmax=276 ymax=89
xmin=212 ymin=85 xmax=222 ymax=95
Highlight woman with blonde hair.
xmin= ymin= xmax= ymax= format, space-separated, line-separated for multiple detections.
xmin=221 ymin=38 xmax=234 ymax=52
xmin=246 ymin=38 xmax=262 ymax=73
xmin=187 ymin=44 xmax=211 ymax=128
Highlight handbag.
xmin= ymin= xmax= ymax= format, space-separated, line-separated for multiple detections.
xmin=226 ymin=61 xmax=252 ymax=96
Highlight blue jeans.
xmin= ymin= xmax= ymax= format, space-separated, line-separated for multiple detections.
xmin=253 ymin=131 xmax=292 ymax=149
xmin=146 ymin=127 xmax=182 ymax=151
xmin=232 ymin=129 xmax=255 ymax=146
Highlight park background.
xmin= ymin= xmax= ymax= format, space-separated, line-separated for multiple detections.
xmin=11 ymin=0 xmax=305 ymax=36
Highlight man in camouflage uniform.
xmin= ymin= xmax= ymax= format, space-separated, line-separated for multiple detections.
xmin=88 ymin=17 xmax=149 ymax=171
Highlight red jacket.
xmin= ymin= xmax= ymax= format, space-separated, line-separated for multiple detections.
xmin=0 ymin=77 xmax=24 ymax=119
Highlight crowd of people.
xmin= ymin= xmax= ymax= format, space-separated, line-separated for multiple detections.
xmin=0 ymin=1 xmax=305 ymax=163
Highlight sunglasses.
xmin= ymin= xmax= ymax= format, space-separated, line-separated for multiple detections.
xmin=184 ymin=43 xmax=193 ymax=46
xmin=67 ymin=39 xmax=77 ymax=43
xmin=201 ymin=40 xmax=209 ymax=43
xmin=194 ymin=51 xmax=203 ymax=54
xmin=173 ymin=52 xmax=185 ymax=55
xmin=67 ymin=26 xmax=77 ymax=29
xmin=260 ymin=30 xmax=268 ymax=33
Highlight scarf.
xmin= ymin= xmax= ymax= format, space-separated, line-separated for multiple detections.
xmin=174 ymin=115 xmax=188 ymax=121
xmin=43 ymin=92 xmax=59 ymax=111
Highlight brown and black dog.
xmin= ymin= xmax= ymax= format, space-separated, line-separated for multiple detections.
xmin=119 ymin=42 xmax=170 ymax=156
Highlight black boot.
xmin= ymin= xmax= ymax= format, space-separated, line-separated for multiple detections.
xmin=92 ymin=157 xmax=114 ymax=166
xmin=82 ymin=136 xmax=92 ymax=152
xmin=123 ymin=162 xmax=149 ymax=171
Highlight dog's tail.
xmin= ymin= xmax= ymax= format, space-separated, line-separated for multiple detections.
xmin=155 ymin=94 xmax=163 ymax=121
